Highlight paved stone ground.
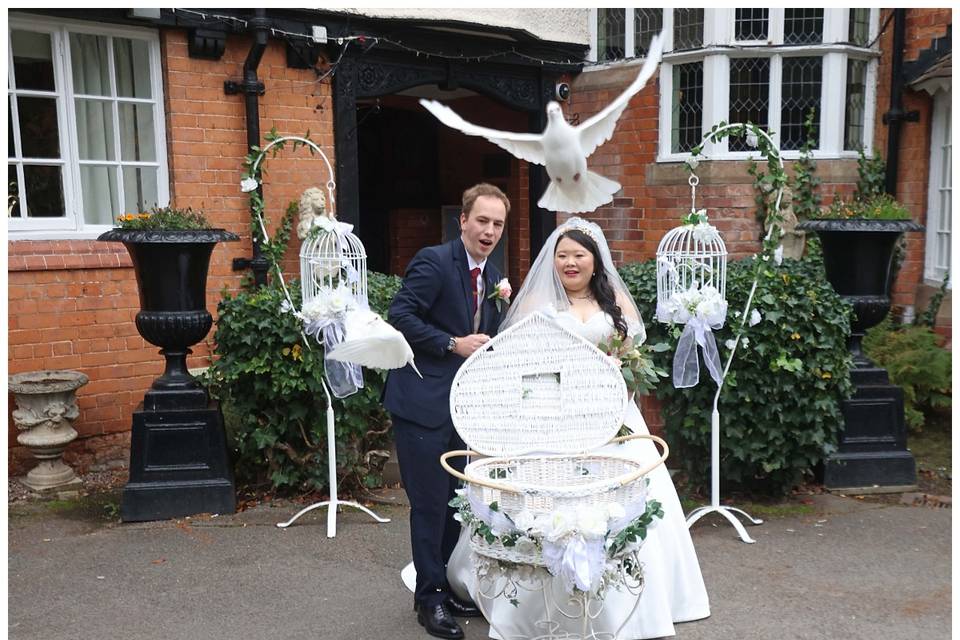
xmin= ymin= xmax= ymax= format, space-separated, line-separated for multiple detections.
xmin=7 ymin=492 xmax=951 ymax=640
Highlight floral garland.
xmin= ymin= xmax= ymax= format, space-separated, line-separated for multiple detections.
xmin=450 ymin=488 xmax=663 ymax=600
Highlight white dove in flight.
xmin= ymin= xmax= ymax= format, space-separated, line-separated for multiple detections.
xmin=419 ymin=32 xmax=664 ymax=214
xmin=326 ymin=308 xmax=422 ymax=377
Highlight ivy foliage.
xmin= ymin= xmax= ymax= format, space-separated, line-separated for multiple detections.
xmin=207 ymin=271 xmax=402 ymax=494
xmin=863 ymin=314 xmax=952 ymax=432
xmin=619 ymin=254 xmax=854 ymax=495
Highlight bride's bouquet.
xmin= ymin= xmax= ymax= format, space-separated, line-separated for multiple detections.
xmin=597 ymin=334 xmax=669 ymax=397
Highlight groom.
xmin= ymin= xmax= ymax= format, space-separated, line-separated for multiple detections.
xmin=384 ymin=183 xmax=509 ymax=639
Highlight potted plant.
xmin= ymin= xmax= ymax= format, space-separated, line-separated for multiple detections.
xmin=797 ymin=194 xmax=923 ymax=361
xmin=98 ymin=206 xmax=238 ymax=521
xmin=99 ymin=207 xmax=238 ymax=409
xmin=797 ymin=194 xmax=922 ymax=491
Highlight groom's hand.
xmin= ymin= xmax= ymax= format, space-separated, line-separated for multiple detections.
xmin=453 ymin=334 xmax=491 ymax=357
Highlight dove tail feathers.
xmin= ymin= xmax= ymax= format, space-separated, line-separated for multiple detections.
xmin=537 ymin=171 xmax=622 ymax=214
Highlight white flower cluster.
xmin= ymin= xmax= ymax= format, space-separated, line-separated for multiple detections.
xmin=657 ymin=284 xmax=728 ymax=326
xmin=690 ymin=221 xmax=721 ymax=245
xmin=299 ymin=283 xmax=357 ymax=324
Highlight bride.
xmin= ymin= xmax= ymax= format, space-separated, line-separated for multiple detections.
xmin=446 ymin=216 xmax=710 ymax=639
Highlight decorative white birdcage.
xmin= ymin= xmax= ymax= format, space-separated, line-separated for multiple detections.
xmin=299 ymin=220 xmax=368 ymax=308
xmin=655 ymin=209 xmax=728 ymax=325
xmin=441 ymin=312 xmax=668 ymax=595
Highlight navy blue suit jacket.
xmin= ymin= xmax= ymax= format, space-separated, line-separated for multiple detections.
xmin=383 ymin=237 xmax=504 ymax=429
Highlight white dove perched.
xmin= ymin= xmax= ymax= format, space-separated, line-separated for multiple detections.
xmin=326 ymin=308 xmax=422 ymax=377
xmin=419 ymin=32 xmax=664 ymax=214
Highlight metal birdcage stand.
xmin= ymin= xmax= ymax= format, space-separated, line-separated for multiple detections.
xmin=241 ymin=135 xmax=388 ymax=538
xmin=654 ymin=124 xmax=793 ymax=544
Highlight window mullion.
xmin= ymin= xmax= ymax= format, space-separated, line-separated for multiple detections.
xmin=663 ymin=9 xmax=674 ymax=52
xmin=706 ymin=8 xmax=733 ymax=46
xmin=769 ymin=9 xmax=785 ymax=45
xmin=820 ymin=52 xmax=844 ymax=155
xmin=768 ymin=55 xmax=783 ymax=149
xmin=823 ymin=8 xmax=847 ymax=44
xmin=863 ymin=59 xmax=878 ymax=153
xmin=624 ymin=8 xmax=635 ymax=58
xmin=107 ymin=35 xmax=125 ymax=217
xmin=703 ymin=54 xmax=728 ymax=155
xmin=588 ymin=8 xmax=598 ymax=62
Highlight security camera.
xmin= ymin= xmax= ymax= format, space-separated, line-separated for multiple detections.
xmin=555 ymin=82 xmax=571 ymax=101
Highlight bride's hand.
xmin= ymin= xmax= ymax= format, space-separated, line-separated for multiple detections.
xmin=453 ymin=334 xmax=491 ymax=357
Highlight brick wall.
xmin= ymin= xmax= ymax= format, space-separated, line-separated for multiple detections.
xmin=874 ymin=8 xmax=952 ymax=334
xmin=8 ymin=30 xmax=335 ymax=474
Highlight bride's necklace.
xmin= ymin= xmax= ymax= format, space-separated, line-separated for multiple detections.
xmin=568 ymin=292 xmax=594 ymax=301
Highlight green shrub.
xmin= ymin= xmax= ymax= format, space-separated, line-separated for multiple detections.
xmin=863 ymin=315 xmax=952 ymax=432
xmin=619 ymin=254 xmax=853 ymax=496
xmin=207 ymin=271 xmax=402 ymax=495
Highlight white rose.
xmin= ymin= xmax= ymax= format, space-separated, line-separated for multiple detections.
xmin=741 ymin=336 xmax=750 ymax=348
xmin=774 ymin=245 xmax=784 ymax=266
xmin=725 ymin=338 xmax=737 ymax=350
xmin=746 ymin=131 xmax=759 ymax=148
xmin=512 ymin=509 xmax=537 ymax=533
xmin=606 ymin=502 xmax=626 ymax=522
xmin=546 ymin=510 xmax=573 ymax=541
xmin=240 ymin=177 xmax=259 ymax=193
xmin=576 ymin=505 xmax=609 ymax=538
xmin=749 ymin=309 xmax=762 ymax=326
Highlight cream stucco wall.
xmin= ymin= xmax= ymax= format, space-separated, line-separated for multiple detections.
xmin=337 ymin=8 xmax=589 ymax=45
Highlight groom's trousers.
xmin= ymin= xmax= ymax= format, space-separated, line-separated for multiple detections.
xmin=392 ymin=414 xmax=467 ymax=607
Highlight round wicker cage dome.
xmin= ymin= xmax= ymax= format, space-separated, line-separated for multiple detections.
xmin=449 ymin=312 xmax=627 ymax=457
xmin=654 ymin=220 xmax=728 ymax=324
xmin=299 ymin=222 xmax=368 ymax=306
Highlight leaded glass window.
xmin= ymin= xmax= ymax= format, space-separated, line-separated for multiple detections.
xmin=634 ymin=9 xmax=663 ymax=56
xmin=729 ymin=58 xmax=770 ymax=151
xmin=735 ymin=8 xmax=769 ymax=41
xmin=844 ymin=59 xmax=867 ymax=150
xmin=673 ymin=9 xmax=704 ymax=51
xmin=597 ymin=9 xmax=626 ymax=62
xmin=671 ymin=62 xmax=703 ymax=153
xmin=780 ymin=57 xmax=822 ymax=150
xmin=784 ymin=9 xmax=823 ymax=45
xmin=849 ymin=8 xmax=871 ymax=46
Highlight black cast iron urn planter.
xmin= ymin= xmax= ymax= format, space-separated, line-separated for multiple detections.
xmin=99 ymin=228 xmax=239 ymax=522
xmin=797 ymin=218 xmax=923 ymax=491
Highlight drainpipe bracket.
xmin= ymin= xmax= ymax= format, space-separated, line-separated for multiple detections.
xmin=224 ymin=80 xmax=266 ymax=96
xmin=882 ymin=109 xmax=921 ymax=125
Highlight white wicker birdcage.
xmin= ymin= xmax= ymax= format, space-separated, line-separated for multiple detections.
xmin=299 ymin=219 xmax=368 ymax=307
xmin=654 ymin=216 xmax=728 ymax=324
xmin=441 ymin=312 xmax=667 ymax=570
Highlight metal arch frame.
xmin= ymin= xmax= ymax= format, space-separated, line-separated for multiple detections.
xmin=245 ymin=134 xmax=390 ymax=537
xmin=679 ymin=123 xmax=788 ymax=543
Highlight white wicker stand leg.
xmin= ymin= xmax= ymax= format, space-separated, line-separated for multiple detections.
xmin=277 ymin=382 xmax=389 ymax=537
xmin=684 ymin=408 xmax=763 ymax=543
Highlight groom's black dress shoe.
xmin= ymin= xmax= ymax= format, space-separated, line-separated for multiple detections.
xmin=444 ymin=596 xmax=482 ymax=618
xmin=416 ymin=602 xmax=464 ymax=639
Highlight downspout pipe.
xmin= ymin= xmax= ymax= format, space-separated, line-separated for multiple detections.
xmin=881 ymin=8 xmax=920 ymax=197
xmin=228 ymin=9 xmax=270 ymax=286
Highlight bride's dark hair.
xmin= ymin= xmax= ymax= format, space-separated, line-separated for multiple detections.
xmin=556 ymin=229 xmax=628 ymax=339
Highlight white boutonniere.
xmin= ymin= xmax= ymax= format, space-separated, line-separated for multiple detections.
xmin=487 ymin=278 xmax=512 ymax=312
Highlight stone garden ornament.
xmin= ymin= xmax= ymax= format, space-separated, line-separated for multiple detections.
xmin=9 ymin=370 xmax=88 ymax=491
xmin=420 ymin=32 xmax=664 ymax=214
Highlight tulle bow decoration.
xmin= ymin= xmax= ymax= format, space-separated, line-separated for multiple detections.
xmin=299 ymin=284 xmax=365 ymax=398
xmin=656 ymin=284 xmax=727 ymax=388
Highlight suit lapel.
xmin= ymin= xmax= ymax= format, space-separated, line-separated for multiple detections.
xmin=452 ymin=239 xmax=474 ymax=331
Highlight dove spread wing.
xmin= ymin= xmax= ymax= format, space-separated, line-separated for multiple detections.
xmin=577 ymin=33 xmax=665 ymax=158
xmin=419 ymin=99 xmax=546 ymax=166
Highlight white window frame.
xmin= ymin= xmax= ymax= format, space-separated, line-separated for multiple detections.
xmin=924 ymin=89 xmax=952 ymax=287
xmin=8 ymin=14 xmax=169 ymax=240
xmin=586 ymin=8 xmax=880 ymax=163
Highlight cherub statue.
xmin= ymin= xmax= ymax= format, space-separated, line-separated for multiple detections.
xmin=297 ymin=187 xmax=330 ymax=240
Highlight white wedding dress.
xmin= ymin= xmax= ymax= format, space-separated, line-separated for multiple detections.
xmin=446 ymin=310 xmax=710 ymax=639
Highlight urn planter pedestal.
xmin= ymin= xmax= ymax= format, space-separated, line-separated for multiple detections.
xmin=99 ymin=228 xmax=239 ymax=522
xmin=9 ymin=370 xmax=89 ymax=492
xmin=797 ymin=219 xmax=923 ymax=492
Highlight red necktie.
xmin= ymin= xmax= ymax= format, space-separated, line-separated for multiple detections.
xmin=470 ymin=267 xmax=481 ymax=314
